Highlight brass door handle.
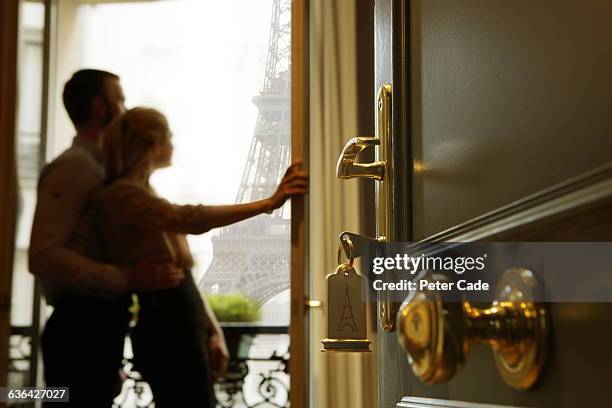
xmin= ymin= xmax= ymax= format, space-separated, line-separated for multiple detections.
xmin=397 ymin=268 xmax=548 ymax=390
xmin=336 ymin=137 xmax=385 ymax=180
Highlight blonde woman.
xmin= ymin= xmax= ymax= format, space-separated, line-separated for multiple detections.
xmin=99 ymin=107 xmax=307 ymax=406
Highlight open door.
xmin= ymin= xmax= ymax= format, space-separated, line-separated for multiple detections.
xmin=345 ymin=0 xmax=612 ymax=407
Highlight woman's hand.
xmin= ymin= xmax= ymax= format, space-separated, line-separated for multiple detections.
xmin=267 ymin=161 xmax=309 ymax=211
xmin=208 ymin=331 xmax=230 ymax=379
xmin=127 ymin=258 xmax=185 ymax=291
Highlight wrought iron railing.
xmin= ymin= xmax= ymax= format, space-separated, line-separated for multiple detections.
xmin=114 ymin=325 xmax=290 ymax=408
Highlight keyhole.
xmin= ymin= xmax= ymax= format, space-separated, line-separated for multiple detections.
xmin=412 ymin=313 xmax=421 ymax=332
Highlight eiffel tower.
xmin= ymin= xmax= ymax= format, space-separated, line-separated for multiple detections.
xmin=337 ymin=283 xmax=358 ymax=332
xmin=199 ymin=0 xmax=291 ymax=307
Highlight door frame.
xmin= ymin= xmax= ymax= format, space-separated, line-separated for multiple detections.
xmin=0 ymin=0 xmax=20 ymax=390
xmin=290 ymin=0 xmax=309 ymax=407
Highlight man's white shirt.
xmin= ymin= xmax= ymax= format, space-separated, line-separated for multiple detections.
xmin=29 ymin=135 xmax=128 ymax=305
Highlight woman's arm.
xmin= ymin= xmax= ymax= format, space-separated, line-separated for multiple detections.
xmin=107 ymin=162 xmax=308 ymax=234
xmin=203 ymin=199 xmax=272 ymax=230
xmin=203 ymin=161 xmax=308 ymax=229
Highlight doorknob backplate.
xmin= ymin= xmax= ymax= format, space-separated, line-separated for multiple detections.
xmin=376 ymin=84 xmax=400 ymax=332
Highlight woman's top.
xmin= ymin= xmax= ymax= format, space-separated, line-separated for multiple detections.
xmin=100 ymin=180 xmax=215 ymax=399
xmin=99 ymin=180 xmax=213 ymax=269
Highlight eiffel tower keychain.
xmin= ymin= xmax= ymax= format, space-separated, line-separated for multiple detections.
xmin=321 ymin=236 xmax=371 ymax=352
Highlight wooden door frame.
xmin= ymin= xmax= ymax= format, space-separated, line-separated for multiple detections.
xmin=0 ymin=0 xmax=19 ymax=389
xmin=290 ymin=0 xmax=309 ymax=407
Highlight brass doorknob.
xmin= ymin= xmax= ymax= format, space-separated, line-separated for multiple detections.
xmin=397 ymin=268 xmax=548 ymax=390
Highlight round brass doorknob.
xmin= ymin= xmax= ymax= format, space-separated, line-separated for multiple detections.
xmin=397 ymin=268 xmax=548 ymax=390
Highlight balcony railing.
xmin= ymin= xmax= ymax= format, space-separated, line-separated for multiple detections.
xmin=114 ymin=324 xmax=290 ymax=408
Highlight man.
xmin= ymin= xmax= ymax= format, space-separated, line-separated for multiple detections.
xmin=29 ymin=69 xmax=228 ymax=406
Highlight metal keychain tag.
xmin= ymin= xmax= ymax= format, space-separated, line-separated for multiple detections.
xmin=321 ymin=239 xmax=371 ymax=352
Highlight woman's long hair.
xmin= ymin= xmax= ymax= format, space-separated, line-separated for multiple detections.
xmin=103 ymin=107 xmax=170 ymax=183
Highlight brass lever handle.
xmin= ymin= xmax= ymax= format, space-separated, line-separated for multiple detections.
xmin=336 ymin=137 xmax=385 ymax=180
xmin=397 ymin=268 xmax=548 ymax=390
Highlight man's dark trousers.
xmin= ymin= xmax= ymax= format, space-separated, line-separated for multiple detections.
xmin=41 ymin=294 xmax=130 ymax=408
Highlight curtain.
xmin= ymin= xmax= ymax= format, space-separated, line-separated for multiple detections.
xmin=309 ymin=1 xmax=377 ymax=407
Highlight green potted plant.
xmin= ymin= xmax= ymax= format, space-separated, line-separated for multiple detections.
xmin=204 ymin=292 xmax=261 ymax=323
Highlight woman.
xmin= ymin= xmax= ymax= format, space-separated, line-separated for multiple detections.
xmin=99 ymin=107 xmax=307 ymax=406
